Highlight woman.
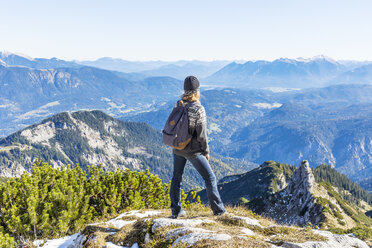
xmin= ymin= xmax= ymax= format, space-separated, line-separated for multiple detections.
xmin=170 ymin=75 xmax=226 ymax=218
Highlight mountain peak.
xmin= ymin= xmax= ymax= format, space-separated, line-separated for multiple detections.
xmin=286 ymin=160 xmax=315 ymax=194
xmin=0 ymin=50 xmax=34 ymax=61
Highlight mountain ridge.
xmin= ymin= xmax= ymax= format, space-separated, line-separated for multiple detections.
xmin=0 ymin=110 xmax=250 ymax=190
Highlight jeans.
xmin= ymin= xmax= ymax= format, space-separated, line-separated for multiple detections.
xmin=170 ymin=153 xmax=225 ymax=215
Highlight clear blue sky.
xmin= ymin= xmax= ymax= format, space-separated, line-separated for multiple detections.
xmin=1 ymin=0 xmax=372 ymax=61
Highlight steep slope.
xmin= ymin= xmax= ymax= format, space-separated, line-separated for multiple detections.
xmin=250 ymin=161 xmax=324 ymax=226
xmin=0 ymin=110 xmax=245 ymax=190
xmin=199 ymin=160 xmax=372 ymax=229
xmin=198 ymin=161 xmax=296 ymax=204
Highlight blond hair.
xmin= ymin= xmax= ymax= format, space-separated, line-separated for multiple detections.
xmin=181 ymin=91 xmax=200 ymax=102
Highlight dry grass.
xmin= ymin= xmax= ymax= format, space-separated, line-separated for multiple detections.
xmin=224 ymin=206 xmax=259 ymax=218
xmin=106 ymin=220 xmax=149 ymax=246
xmin=250 ymin=225 xmax=328 ymax=244
xmin=192 ymin=237 xmax=271 ymax=248
xmin=83 ymin=230 xmax=111 ymax=248
xmin=183 ymin=204 xmax=212 ymax=218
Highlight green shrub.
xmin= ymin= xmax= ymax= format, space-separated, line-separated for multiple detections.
xmin=0 ymin=231 xmax=15 ymax=248
xmin=0 ymin=160 xmax=196 ymax=245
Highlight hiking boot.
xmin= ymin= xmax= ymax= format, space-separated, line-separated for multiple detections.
xmin=171 ymin=210 xmax=187 ymax=219
xmin=214 ymin=210 xmax=227 ymax=216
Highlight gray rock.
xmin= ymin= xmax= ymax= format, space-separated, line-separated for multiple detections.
xmin=172 ymin=233 xmax=231 ymax=247
xmin=260 ymin=160 xmax=324 ymax=226
xmin=151 ymin=218 xmax=215 ymax=233
xmin=165 ymin=227 xmax=213 ymax=240
xmin=240 ymin=227 xmax=255 ymax=236
xmin=229 ymin=215 xmax=262 ymax=227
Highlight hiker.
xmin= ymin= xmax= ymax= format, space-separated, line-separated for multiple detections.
xmin=168 ymin=76 xmax=226 ymax=218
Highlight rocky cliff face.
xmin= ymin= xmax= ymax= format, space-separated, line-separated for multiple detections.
xmin=261 ymin=160 xmax=324 ymax=226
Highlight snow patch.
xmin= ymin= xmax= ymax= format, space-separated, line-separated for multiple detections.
xmin=34 ymin=232 xmax=81 ymax=248
xmin=253 ymin=102 xmax=282 ymax=109
xmin=263 ymin=87 xmax=301 ymax=93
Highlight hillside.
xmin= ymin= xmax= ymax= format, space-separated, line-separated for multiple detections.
xmin=198 ymin=161 xmax=296 ymax=205
xmin=198 ymin=160 xmax=372 ymax=230
xmin=248 ymin=161 xmax=372 ymax=230
xmin=0 ymin=110 xmax=248 ymax=190
xmin=225 ymin=102 xmax=372 ymax=182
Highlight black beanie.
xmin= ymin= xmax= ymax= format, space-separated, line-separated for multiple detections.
xmin=184 ymin=76 xmax=200 ymax=94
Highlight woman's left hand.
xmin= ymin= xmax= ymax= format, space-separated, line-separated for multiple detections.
xmin=205 ymin=154 xmax=210 ymax=160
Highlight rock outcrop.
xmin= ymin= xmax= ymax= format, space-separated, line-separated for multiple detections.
xmin=252 ymin=160 xmax=324 ymax=226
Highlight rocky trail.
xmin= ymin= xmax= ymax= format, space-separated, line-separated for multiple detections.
xmin=33 ymin=207 xmax=369 ymax=248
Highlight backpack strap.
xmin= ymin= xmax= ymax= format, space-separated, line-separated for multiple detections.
xmin=178 ymin=100 xmax=194 ymax=108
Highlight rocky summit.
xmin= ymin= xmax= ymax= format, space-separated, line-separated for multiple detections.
xmin=262 ymin=160 xmax=322 ymax=226
xmin=249 ymin=160 xmax=372 ymax=229
xmin=33 ymin=207 xmax=369 ymax=248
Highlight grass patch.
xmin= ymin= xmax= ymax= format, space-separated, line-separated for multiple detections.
xmin=329 ymin=226 xmax=372 ymax=241
xmin=193 ymin=237 xmax=271 ymax=248
xmin=106 ymin=220 xmax=149 ymax=246
xmin=251 ymin=226 xmax=328 ymax=243
xmin=319 ymin=182 xmax=372 ymax=226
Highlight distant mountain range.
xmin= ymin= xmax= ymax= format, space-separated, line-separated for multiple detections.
xmin=78 ymin=57 xmax=231 ymax=79
xmin=0 ymin=56 xmax=184 ymax=137
xmin=205 ymin=56 xmax=372 ymax=88
xmin=1 ymin=51 xmax=372 ymax=191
